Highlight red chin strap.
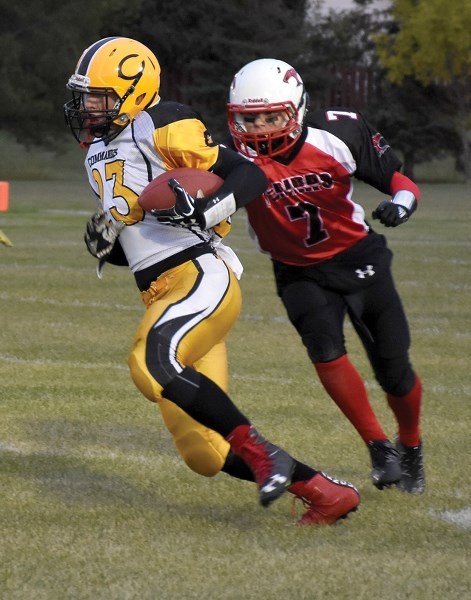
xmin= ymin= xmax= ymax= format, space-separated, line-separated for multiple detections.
xmin=79 ymin=131 xmax=94 ymax=149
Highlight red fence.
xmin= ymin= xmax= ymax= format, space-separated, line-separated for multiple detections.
xmin=318 ymin=67 xmax=377 ymax=109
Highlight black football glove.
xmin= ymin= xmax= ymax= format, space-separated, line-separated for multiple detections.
xmin=372 ymin=192 xmax=417 ymax=228
xmin=84 ymin=211 xmax=124 ymax=259
xmin=372 ymin=201 xmax=409 ymax=227
xmin=151 ymin=179 xmax=203 ymax=227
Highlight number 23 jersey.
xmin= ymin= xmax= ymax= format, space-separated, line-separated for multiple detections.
xmin=244 ymin=107 xmax=402 ymax=266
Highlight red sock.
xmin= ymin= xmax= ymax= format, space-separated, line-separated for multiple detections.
xmin=225 ymin=424 xmax=252 ymax=452
xmin=386 ymin=375 xmax=422 ymax=447
xmin=314 ymin=355 xmax=386 ymax=444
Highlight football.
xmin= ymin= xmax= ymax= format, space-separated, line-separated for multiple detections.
xmin=138 ymin=167 xmax=224 ymax=212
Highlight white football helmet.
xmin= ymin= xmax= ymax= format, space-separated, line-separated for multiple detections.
xmin=227 ymin=58 xmax=308 ymax=158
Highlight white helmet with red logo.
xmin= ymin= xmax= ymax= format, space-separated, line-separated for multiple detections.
xmin=227 ymin=58 xmax=308 ymax=157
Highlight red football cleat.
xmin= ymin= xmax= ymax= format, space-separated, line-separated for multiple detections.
xmin=289 ymin=472 xmax=360 ymax=525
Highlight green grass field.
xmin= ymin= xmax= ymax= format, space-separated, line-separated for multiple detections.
xmin=0 ymin=178 xmax=470 ymax=599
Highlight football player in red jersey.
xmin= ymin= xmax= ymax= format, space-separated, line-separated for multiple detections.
xmin=63 ymin=37 xmax=361 ymax=525
xmin=226 ymin=58 xmax=425 ymax=494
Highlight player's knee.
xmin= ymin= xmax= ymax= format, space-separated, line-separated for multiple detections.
xmin=175 ymin=430 xmax=229 ymax=477
xmin=304 ymin=332 xmax=346 ymax=363
xmin=375 ymin=360 xmax=416 ymax=396
xmin=384 ymin=375 xmax=416 ymax=397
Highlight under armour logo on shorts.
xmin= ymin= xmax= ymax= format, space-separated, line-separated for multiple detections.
xmin=355 ymin=265 xmax=375 ymax=279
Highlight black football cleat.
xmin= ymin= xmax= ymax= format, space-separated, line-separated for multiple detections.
xmin=368 ymin=439 xmax=401 ymax=490
xmin=396 ymin=439 xmax=425 ymax=494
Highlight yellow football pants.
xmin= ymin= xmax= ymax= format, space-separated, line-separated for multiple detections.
xmin=128 ymin=253 xmax=242 ymax=476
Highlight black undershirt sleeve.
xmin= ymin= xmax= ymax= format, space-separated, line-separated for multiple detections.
xmin=105 ymin=238 xmax=128 ymax=266
xmin=209 ymin=145 xmax=268 ymax=209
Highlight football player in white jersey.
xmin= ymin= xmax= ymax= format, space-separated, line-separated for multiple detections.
xmin=64 ymin=37 xmax=360 ymax=525
xmin=226 ymin=58 xmax=425 ymax=494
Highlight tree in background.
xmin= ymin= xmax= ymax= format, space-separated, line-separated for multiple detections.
xmin=366 ymin=77 xmax=461 ymax=180
xmin=107 ymin=0 xmax=308 ymax=137
xmin=303 ymin=1 xmax=380 ymax=110
xmin=303 ymin=0 xmax=465 ymax=179
xmin=0 ymin=0 xmax=308 ymax=147
xmin=0 ymin=0 xmax=468 ymax=182
xmin=0 ymin=0 xmax=141 ymax=148
xmin=374 ymin=0 xmax=471 ymax=180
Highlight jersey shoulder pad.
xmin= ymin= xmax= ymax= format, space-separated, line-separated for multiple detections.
xmin=307 ymin=107 xmax=401 ymax=191
xmin=307 ymin=106 xmax=365 ymax=144
xmin=145 ymin=101 xmax=203 ymax=129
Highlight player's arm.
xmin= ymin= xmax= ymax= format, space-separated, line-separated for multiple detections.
xmin=104 ymin=238 xmax=128 ymax=265
xmin=372 ymin=171 xmax=420 ymax=227
xmin=310 ymin=107 xmax=405 ymax=194
xmin=199 ymin=145 xmax=267 ymax=228
xmin=315 ymin=108 xmax=420 ymax=228
xmin=155 ymin=147 xmax=267 ymax=230
xmin=150 ymin=104 xmax=267 ymax=229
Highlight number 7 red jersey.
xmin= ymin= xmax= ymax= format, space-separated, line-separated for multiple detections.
xmin=243 ymin=107 xmax=402 ymax=266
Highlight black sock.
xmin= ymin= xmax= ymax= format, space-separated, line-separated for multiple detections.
xmin=221 ymin=450 xmax=254 ymax=481
xmin=221 ymin=451 xmax=317 ymax=484
xmin=162 ymin=367 xmax=250 ymax=438
xmin=291 ymin=462 xmax=317 ymax=484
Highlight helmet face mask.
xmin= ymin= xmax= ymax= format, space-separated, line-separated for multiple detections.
xmin=227 ymin=59 xmax=308 ymax=158
xmin=64 ymin=37 xmax=161 ymax=146
xmin=228 ymin=101 xmax=299 ymax=158
xmin=64 ymin=87 xmax=123 ymax=145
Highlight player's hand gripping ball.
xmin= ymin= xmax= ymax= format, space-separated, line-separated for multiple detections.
xmin=138 ymin=168 xmax=223 ymax=227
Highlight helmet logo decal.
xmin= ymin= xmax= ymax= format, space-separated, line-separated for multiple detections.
xmin=118 ymin=54 xmax=144 ymax=83
xmin=283 ymin=68 xmax=302 ymax=86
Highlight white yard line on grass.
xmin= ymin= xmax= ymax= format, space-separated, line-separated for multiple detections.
xmin=0 ymin=353 xmax=128 ymax=371
xmin=433 ymin=508 xmax=471 ymax=531
xmin=0 ymin=440 xmax=174 ymax=468
xmin=0 ymin=291 xmax=140 ymax=312
xmin=0 ymin=353 xmax=294 ymax=384
xmin=4 ymin=442 xmax=471 ymax=530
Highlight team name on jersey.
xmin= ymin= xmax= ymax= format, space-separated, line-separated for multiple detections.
xmin=87 ymin=148 xmax=119 ymax=167
xmin=263 ymin=171 xmax=334 ymax=203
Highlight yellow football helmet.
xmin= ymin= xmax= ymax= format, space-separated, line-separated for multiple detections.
xmin=64 ymin=37 xmax=161 ymax=146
